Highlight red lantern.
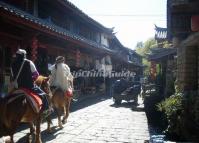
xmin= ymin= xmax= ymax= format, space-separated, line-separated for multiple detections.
xmin=31 ymin=36 xmax=38 ymax=62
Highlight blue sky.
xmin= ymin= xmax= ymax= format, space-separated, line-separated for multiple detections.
xmin=68 ymin=0 xmax=167 ymax=49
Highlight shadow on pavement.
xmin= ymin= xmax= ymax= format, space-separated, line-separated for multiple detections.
xmin=16 ymin=126 xmax=63 ymax=143
xmin=110 ymin=102 xmax=144 ymax=112
xmin=14 ymin=94 xmax=111 ymax=143
xmin=70 ymin=94 xmax=111 ymax=112
xmin=110 ymin=101 xmax=134 ymax=108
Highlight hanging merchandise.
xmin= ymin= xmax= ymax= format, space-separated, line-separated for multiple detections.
xmin=31 ymin=36 xmax=38 ymax=62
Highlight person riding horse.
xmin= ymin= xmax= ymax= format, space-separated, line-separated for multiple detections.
xmin=49 ymin=56 xmax=73 ymax=97
xmin=10 ymin=49 xmax=51 ymax=114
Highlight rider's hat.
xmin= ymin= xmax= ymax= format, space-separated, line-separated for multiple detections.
xmin=16 ymin=49 xmax=27 ymax=55
xmin=16 ymin=49 xmax=27 ymax=58
xmin=55 ymin=56 xmax=65 ymax=64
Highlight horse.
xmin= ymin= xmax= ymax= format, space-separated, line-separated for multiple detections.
xmin=48 ymin=81 xmax=73 ymax=130
xmin=0 ymin=76 xmax=51 ymax=143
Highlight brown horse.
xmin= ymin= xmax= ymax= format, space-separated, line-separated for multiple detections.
xmin=48 ymin=83 xmax=73 ymax=130
xmin=0 ymin=76 xmax=51 ymax=143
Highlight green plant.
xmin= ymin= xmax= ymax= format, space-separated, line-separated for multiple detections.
xmin=158 ymin=91 xmax=199 ymax=141
xmin=157 ymin=93 xmax=184 ymax=134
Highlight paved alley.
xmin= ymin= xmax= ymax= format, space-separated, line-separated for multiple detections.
xmin=14 ymin=96 xmax=150 ymax=143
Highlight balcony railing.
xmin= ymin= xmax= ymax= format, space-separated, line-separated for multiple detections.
xmin=0 ymin=1 xmax=113 ymax=53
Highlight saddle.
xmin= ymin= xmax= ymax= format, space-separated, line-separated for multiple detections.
xmin=50 ymin=86 xmax=73 ymax=98
xmin=8 ymin=88 xmax=42 ymax=113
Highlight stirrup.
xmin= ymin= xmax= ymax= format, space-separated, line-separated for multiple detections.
xmin=42 ymin=109 xmax=52 ymax=117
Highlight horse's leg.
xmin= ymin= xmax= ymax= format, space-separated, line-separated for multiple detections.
xmin=27 ymin=122 xmax=35 ymax=143
xmin=35 ymin=116 xmax=42 ymax=143
xmin=8 ymin=121 xmax=21 ymax=143
xmin=3 ymin=135 xmax=13 ymax=143
xmin=62 ymin=97 xmax=71 ymax=124
xmin=9 ymin=135 xmax=14 ymax=143
xmin=55 ymin=108 xmax=63 ymax=128
xmin=46 ymin=115 xmax=52 ymax=133
xmin=61 ymin=105 xmax=67 ymax=124
xmin=5 ymin=135 xmax=14 ymax=143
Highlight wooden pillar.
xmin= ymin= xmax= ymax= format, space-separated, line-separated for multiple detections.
xmin=177 ymin=43 xmax=185 ymax=92
xmin=25 ymin=0 xmax=29 ymax=12
xmin=33 ymin=0 xmax=38 ymax=17
xmin=184 ymin=46 xmax=198 ymax=91
xmin=172 ymin=37 xmax=180 ymax=48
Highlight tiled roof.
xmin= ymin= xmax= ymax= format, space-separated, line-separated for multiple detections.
xmin=115 ymin=53 xmax=143 ymax=67
xmin=113 ymin=35 xmax=124 ymax=48
xmin=59 ymin=0 xmax=113 ymax=33
xmin=0 ymin=1 xmax=113 ymax=53
xmin=147 ymin=48 xmax=176 ymax=60
xmin=155 ymin=25 xmax=167 ymax=40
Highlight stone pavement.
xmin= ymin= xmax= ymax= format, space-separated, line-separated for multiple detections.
xmin=12 ymin=95 xmax=150 ymax=143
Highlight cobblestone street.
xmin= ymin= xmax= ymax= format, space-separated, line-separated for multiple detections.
xmin=13 ymin=96 xmax=150 ymax=143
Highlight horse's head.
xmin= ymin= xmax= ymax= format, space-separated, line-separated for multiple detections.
xmin=35 ymin=76 xmax=51 ymax=95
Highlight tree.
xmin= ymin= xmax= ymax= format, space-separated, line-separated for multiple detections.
xmin=135 ymin=38 xmax=157 ymax=75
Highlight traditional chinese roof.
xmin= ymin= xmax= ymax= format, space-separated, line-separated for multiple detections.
xmin=147 ymin=48 xmax=176 ymax=61
xmin=58 ymin=0 xmax=113 ymax=33
xmin=115 ymin=48 xmax=143 ymax=67
xmin=0 ymin=1 xmax=113 ymax=53
xmin=112 ymin=35 xmax=124 ymax=49
xmin=124 ymin=47 xmax=142 ymax=58
xmin=155 ymin=25 xmax=167 ymax=40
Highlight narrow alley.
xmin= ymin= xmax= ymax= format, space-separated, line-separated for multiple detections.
xmin=14 ymin=96 xmax=150 ymax=143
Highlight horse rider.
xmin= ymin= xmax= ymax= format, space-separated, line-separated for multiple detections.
xmin=49 ymin=56 xmax=73 ymax=97
xmin=10 ymin=48 xmax=51 ymax=114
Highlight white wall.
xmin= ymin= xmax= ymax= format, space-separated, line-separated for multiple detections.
xmin=101 ymin=33 xmax=109 ymax=47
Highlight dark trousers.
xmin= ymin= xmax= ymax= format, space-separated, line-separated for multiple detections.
xmin=32 ymin=85 xmax=49 ymax=111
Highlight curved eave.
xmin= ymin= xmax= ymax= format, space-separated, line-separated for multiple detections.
xmin=0 ymin=1 xmax=113 ymax=54
xmin=147 ymin=48 xmax=177 ymax=61
xmin=57 ymin=0 xmax=113 ymax=34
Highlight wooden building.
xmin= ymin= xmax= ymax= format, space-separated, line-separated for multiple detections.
xmin=0 ymin=0 xmax=143 ymax=95
xmin=0 ymin=0 xmax=113 ymax=93
xmin=110 ymin=36 xmax=143 ymax=75
xmin=167 ymin=0 xmax=199 ymax=92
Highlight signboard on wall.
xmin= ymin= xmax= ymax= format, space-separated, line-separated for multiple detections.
xmin=191 ymin=16 xmax=199 ymax=31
